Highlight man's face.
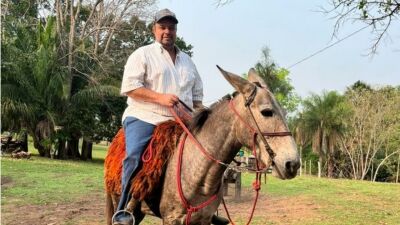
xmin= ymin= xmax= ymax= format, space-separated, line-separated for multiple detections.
xmin=153 ymin=19 xmax=177 ymax=49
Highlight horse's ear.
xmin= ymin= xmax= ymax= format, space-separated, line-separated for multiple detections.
xmin=216 ymin=65 xmax=255 ymax=96
xmin=247 ymin=68 xmax=270 ymax=90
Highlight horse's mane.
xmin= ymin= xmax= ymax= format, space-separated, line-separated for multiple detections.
xmin=189 ymin=92 xmax=238 ymax=133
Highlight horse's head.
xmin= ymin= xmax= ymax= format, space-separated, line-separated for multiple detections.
xmin=217 ymin=66 xmax=300 ymax=179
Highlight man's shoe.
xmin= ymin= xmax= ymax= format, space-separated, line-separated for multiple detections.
xmin=112 ymin=210 xmax=135 ymax=225
xmin=211 ymin=214 xmax=230 ymax=225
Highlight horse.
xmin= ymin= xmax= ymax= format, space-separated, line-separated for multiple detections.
xmin=104 ymin=66 xmax=300 ymax=225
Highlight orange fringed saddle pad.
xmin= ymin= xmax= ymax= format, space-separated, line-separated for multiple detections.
xmin=104 ymin=120 xmax=184 ymax=200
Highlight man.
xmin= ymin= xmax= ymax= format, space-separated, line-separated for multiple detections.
xmin=113 ymin=8 xmax=229 ymax=225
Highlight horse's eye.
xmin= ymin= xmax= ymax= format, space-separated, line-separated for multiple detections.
xmin=261 ymin=109 xmax=274 ymax=117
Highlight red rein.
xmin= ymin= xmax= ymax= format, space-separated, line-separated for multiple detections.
xmin=168 ymin=102 xmax=262 ymax=225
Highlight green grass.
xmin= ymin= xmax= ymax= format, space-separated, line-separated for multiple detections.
xmin=2 ymin=143 xmax=400 ymax=224
xmin=1 ymin=157 xmax=104 ymax=205
xmin=241 ymin=174 xmax=400 ymax=225
xmin=1 ymin=143 xmax=106 ymax=206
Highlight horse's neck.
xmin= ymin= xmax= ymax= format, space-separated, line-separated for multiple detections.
xmin=183 ymin=101 xmax=242 ymax=196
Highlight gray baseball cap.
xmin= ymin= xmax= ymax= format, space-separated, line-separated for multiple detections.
xmin=154 ymin=8 xmax=178 ymax=24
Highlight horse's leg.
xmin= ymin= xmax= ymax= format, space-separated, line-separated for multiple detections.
xmin=105 ymin=192 xmax=114 ymax=225
xmin=133 ymin=209 xmax=145 ymax=225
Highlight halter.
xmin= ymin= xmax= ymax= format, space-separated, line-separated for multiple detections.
xmin=229 ymin=85 xmax=292 ymax=168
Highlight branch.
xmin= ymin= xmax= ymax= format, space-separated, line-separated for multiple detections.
xmin=79 ymin=0 xmax=103 ymax=40
xmin=373 ymin=150 xmax=400 ymax=182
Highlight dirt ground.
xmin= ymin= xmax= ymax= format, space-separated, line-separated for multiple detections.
xmin=1 ymin=184 xmax=321 ymax=225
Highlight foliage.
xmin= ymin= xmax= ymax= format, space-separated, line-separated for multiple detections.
xmin=2 ymin=0 xmax=197 ymax=159
xmin=294 ymin=83 xmax=399 ymax=181
xmin=296 ymin=91 xmax=351 ymax=177
xmin=347 ymin=80 xmax=373 ymax=92
xmin=324 ymin=0 xmax=400 ymax=53
xmin=254 ymin=47 xmax=300 ymax=114
xmin=1 ymin=14 xmax=66 ymax=157
xmin=341 ymin=85 xmax=400 ymax=180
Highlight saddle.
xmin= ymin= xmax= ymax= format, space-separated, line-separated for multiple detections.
xmin=104 ymin=103 xmax=192 ymax=200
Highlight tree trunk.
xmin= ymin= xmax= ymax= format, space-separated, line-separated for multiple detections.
xmin=94 ymin=1 xmax=103 ymax=55
xmin=67 ymin=137 xmax=80 ymax=159
xmin=81 ymin=139 xmax=93 ymax=160
xmin=31 ymin=132 xmax=46 ymax=157
xmin=56 ymin=138 xmax=67 ymax=159
xmin=321 ymin=131 xmax=327 ymax=177
xmin=327 ymin=148 xmax=335 ymax=178
xmin=299 ymin=145 xmax=303 ymax=176
xmin=21 ymin=131 xmax=28 ymax=152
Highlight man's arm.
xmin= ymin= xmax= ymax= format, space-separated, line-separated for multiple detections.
xmin=126 ymin=87 xmax=179 ymax=107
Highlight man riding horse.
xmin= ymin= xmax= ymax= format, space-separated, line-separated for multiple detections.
xmin=112 ymin=8 xmax=229 ymax=225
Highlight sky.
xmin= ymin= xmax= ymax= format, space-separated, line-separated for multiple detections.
xmin=158 ymin=0 xmax=400 ymax=104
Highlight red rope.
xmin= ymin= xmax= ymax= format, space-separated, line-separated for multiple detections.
xmin=172 ymin=109 xmax=219 ymax=225
xmin=229 ymin=100 xmax=256 ymax=133
xmin=170 ymin=103 xmax=263 ymax=225
xmin=222 ymin=101 xmax=264 ymax=224
xmin=169 ymin=108 xmax=222 ymax=164
xmin=222 ymin=176 xmax=261 ymax=225
xmin=141 ymin=137 xmax=155 ymax=162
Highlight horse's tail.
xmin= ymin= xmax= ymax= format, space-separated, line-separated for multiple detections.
xmin=105 ymin=192 xmax=114 ymax=225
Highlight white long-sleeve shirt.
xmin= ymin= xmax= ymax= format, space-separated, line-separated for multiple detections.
xmin=120 ymin=42 xmax=203 ymax=125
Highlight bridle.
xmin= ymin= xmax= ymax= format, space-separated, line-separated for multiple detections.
xmin=229 ymin=85 xmax=292 ymax=173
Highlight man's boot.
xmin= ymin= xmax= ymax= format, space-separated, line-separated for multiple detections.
xmin=211 ymin=214 xmax=230 ymax=225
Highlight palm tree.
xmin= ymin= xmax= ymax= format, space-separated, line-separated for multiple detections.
xmin=300 ymin=91 xmax=350 ymax=177
xmin=290 ymin=113 xmax=311 ymax=175
xmin=2 ymin=16 xmax=120 ymax=158
xmin=2 ymin=17 xmax=65 ymax=157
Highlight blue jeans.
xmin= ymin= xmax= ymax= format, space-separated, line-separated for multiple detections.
xmin=117 ymin=116 xmax=155 ymax=211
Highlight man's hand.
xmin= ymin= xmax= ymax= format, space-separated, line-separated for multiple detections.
xmin=193 ymin=101 xmax=204 ymax=110
xmin=157 ymin=94 xmax=179 ymax=107
xmin=127 ymin=87 xmax=179 ymax=107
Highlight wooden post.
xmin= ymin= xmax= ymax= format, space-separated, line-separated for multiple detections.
xmin=318 ymin=161 xmax=321 ymax=178
xmin=300 ymin=158 xmax=302 ymax=176
xmin=264 ymin=172 xmax=267 ymax=184
xmin=309 ymin=160 xmax=312 ymax=175
xmin=223 ymin=182 xmax=228 ymax=196
xmin=235 ymin=172 xmax=241 ymax=201
xmin=299 ymin=146 xmax=303 ymax=176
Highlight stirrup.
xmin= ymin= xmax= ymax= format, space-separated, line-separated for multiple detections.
xmin=111 ymin=209 xmax=135 ymax=225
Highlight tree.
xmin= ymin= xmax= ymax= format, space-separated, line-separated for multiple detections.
xmin=324 ymin=0 xmax=400 ymax=53
xmin=348 ymin=80 xmax=373 ymax=92
xmin=300 ymin=91 xmax=350 ymax=177
xmin=254 ymin=47 xmax=300 ymax=114
xmin=289 ymin=113 xmax=312 ymax=175
xmin=2 ymin=15 xmax=65 ymax=157
xmin=340 ymin=86 xmax=400 ymax=180
xmin=2 ymin=0 xmax=196 ymax=160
